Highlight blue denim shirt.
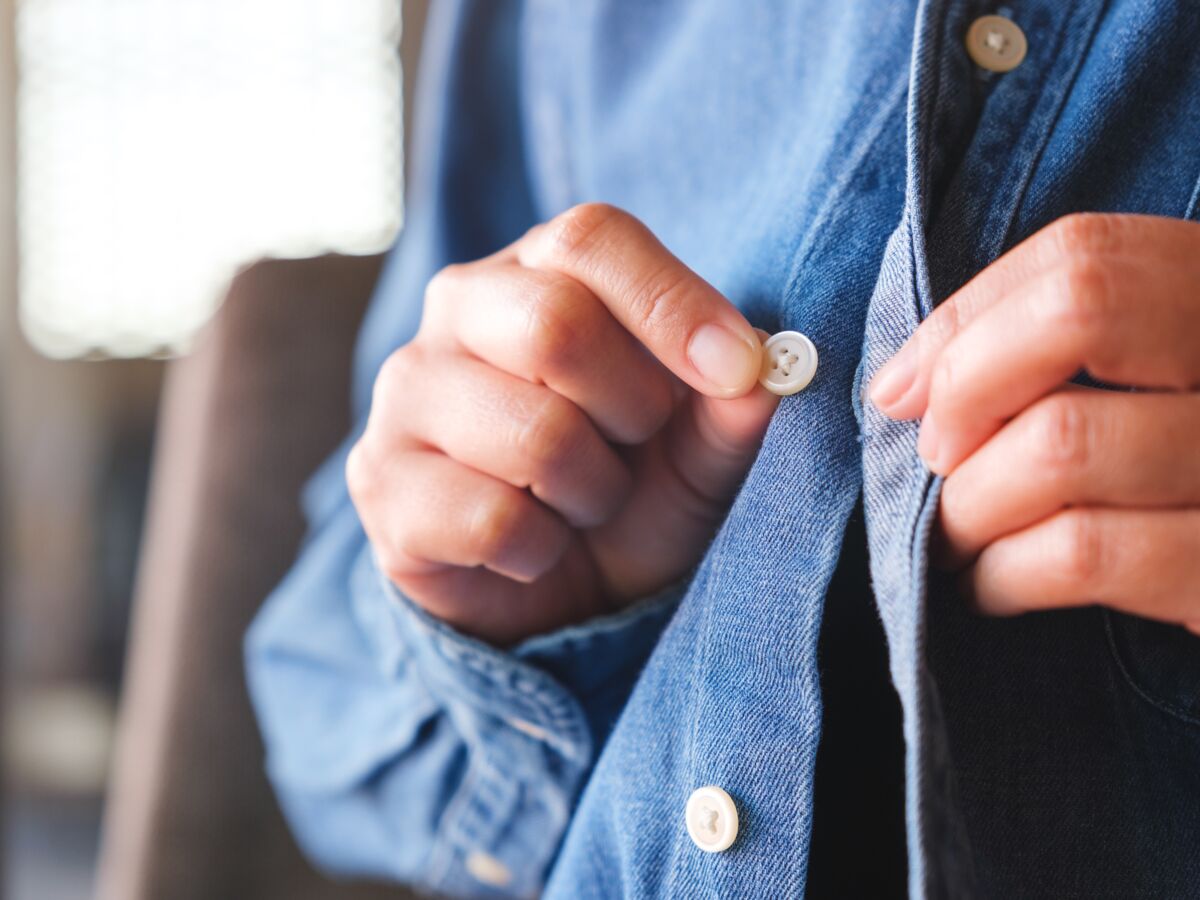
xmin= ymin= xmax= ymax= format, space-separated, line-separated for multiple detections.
xmin=246 ymin=1 xmax=1200 ymax=896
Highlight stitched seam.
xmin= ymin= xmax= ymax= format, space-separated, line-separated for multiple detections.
xmin=663 ymin=559 xmax=717 ymax=899
xmin=379 ymin=553 xmax=592 ymax=757
xmin=909 ymin=473 xmax=944 ymax=900
xmin=995 ymin=0 xmax=1109 ymax=251
xmin=905 ymin=0 xmax=953 ymax=323
xmin=428 ymin=753 xmax=482 ymax=888
xmin=779 ymin=69 xmax=910 ymax=314
xmin=1101 ymin=610 xmax=1200 ymax=727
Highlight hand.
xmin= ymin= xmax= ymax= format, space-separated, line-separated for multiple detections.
xmin=870 ymin=213 xmax=1200 ymax=635
xmin=348 ymin=203 xmax=777 ymax=644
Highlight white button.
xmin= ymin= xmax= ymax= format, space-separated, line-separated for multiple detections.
xmin=465 ymin=851 xmax=512 ymax=888
xmin=965 ymin=15 xmax=1027 ymax=73
xmin=685 ymin=785 xmax=739 ymax=852
xmin=759 ymin=331 xmax=818 ymax=396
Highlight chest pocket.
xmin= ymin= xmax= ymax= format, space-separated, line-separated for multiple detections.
xmin=980 ymin=4 xmax=1200 ymax=726
xmin=1096 ymin=169 xmax=1200 ymax=725
xmin=1104 ymin=613 xmax=1200 ymax=726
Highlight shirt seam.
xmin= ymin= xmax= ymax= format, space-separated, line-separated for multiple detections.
xmin=994 ymin=0 xmax=1109 ymax=254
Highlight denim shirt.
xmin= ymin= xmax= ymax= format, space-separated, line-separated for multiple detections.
xmin=246 ymin=1 xmax=1200 ymax=897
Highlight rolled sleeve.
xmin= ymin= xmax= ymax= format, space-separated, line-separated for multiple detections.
xmin=247 ymin=499 xmax=681 ymax=897
xmin=377 ymin=552 xmax=683 ymax=758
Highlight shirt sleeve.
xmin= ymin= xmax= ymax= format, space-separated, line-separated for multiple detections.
xmin=245 ymin=444 xmax=680 ymax=896
xmin=245 ymin=3 xmax=685 ymax=892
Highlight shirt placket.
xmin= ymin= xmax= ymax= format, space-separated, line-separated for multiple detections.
xmin=859 ymin=1 xmax=1103 ymax=898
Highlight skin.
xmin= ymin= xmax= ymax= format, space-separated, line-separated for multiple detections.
xmin=353 ymin=204 xmax=1200 ymax=645
xmin=348 ymin=203 xmax=778 ymax=645
xmin=870 ymin=213 xmax=1200 ymax=637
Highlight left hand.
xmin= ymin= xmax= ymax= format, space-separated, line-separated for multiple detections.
xmin=869 ymin=213 xmax=1200 ymax=635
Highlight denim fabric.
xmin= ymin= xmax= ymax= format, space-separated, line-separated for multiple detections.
xmin=246 ymin=1 xmax=1200 ymax=896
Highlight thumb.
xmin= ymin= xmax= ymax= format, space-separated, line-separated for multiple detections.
xmin=666 ymin=383 xmax=780 ymax=515
xmin=649 ymin=327 xmax=778 ymax=521
xmin=585 ymin=379 xmax=779 ymax=599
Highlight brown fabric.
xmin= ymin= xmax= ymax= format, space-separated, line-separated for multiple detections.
xmin=96 ymin=255 xmax=412 ymax=900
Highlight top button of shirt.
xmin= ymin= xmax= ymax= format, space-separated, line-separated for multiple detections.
xmin=966 ymin=15 xmax=1027 ymax=73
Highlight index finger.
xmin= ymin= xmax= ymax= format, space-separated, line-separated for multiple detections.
xmin=870 ymin=213 xmax=1200 ymax=419
xmin=516 ymin=203 xmax=762 ymax=398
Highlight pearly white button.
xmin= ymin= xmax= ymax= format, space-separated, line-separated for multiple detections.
xmin=965 ymin=15 xmax=1027 ymax=73
xmin=465 ymin=851 xmax=512 ymax=888
xmin=759 ymin=331 xmax=818 ymax=396
xmin=686 ymin=785 xmax=739 ymax=852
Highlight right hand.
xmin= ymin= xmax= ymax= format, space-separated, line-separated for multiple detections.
xmin=347 ymin=204 xmax=778 ymax=644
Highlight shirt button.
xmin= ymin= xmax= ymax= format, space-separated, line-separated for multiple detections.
xmin=965 ymin=15 xmax=1027 ymax=73
xmin=686 ymin=785 xmax=739 ymax=852
xmin=759 ymin=330 xmax=818 ymax=396
xmin=465 ymin=851 xmax=512 ymax=888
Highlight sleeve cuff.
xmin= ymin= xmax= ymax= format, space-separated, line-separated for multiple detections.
xmin=356 ymin=546 xmax=683 ymax=758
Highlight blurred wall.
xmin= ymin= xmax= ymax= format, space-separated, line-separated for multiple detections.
xmin=1 ymin=3 xmax=426 ymax=898
xmin=2 ymin=2 xmax=166 ymax=896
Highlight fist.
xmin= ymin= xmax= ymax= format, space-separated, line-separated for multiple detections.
xmin=348 ymin=204 xmax=778 ymax=644
xmin=872 ymin=213 xmax=1200 ymax=634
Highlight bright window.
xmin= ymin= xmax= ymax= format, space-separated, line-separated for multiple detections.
xmin=16 ymin=0 xmax=402 ymax=358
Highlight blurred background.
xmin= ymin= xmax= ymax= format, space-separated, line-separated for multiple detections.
xmin=0 ymin=2 xmax=427 ymax=896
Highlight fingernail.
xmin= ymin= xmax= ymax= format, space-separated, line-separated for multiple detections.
xmin=917 ymin=408 xmax=941 ymax=470
xmin=688 ymin=324 xmax=760 ymax=394
xmin=869 ymin=344 xmax=918 ymax=412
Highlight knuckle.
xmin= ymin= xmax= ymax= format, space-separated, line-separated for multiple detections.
xmin=1048 ymin=212 xmax=1121 ymax=259
xmin=523 ymin=278 xmax=593 ymax=371
xmin=1028 ymin=395 xmax=1092 ymax=474
xmin=926 ymin=297 xmax=963 ymax=347
xmin=344 ymin=441 xmax=373 ymax=504
xmin=1053 ymin=511 xmax=1107 ymax=588
xmin=1044 ymin=256 xmax=1111 ymax=333
xmin=938 ymin=474 xmax=969 ymax=532
xmin=375 ymin=548 xmax=414 ymax=589
xmin=542 ymin=202 xmax=626 ymax=267
xmin=625 ymin=267 xmax=691 ymax=338
xmin=929 ymin=349 xmax=960 ymax=408
xmin=373 ymin=345 xmax=420 ymax=408
xmin=520 ymin=396 xmax=584 ymax=471
xmin=626 ymin=377 xmax=675 ymax=441
xmin=468 ymin=493 xmax=526 ymax=565
xmin=423 ymin=263 xmax=467 ymax=307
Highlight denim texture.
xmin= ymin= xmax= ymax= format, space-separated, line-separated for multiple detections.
xmin=246 ymin=1 xmax=1200 ymax=896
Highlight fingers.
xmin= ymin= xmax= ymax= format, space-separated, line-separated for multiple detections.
xmin=916 ymin=255 xmax=1200 ymax=472
xmin=586 ymin=384 xmax=779 ymax=597
xmin=669 ymin=385 xmax=783 ymax=511
xmin=515 ymin=203 xmax=763 ymax=398
xmin=387 ymin=542 xmax=610 ymax=646
xmin=380 ymin=348 xmax=632 ymax=528
xmin=966 ymin=507 xmax=1200 ymax=626
xmin=421 ymin=260 xmax=676 ymax=444
xmin=939 ymin=390 xmax=1200 ymax=566
xmin=348 ymin=447 xmax=571 ymax=585
xmin=870 ymin=214 xmax=1200 ymax=420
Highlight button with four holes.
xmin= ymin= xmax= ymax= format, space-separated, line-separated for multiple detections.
xmin=966 ymin=15 xmax=1027 ymax=73
xmin=759 ymin=330 xmax=818 ymax=396
xmin=681 ymin=19 xmax=1024 ymax=859
xmin=686 ymin=785 xmax=739 ymax=852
